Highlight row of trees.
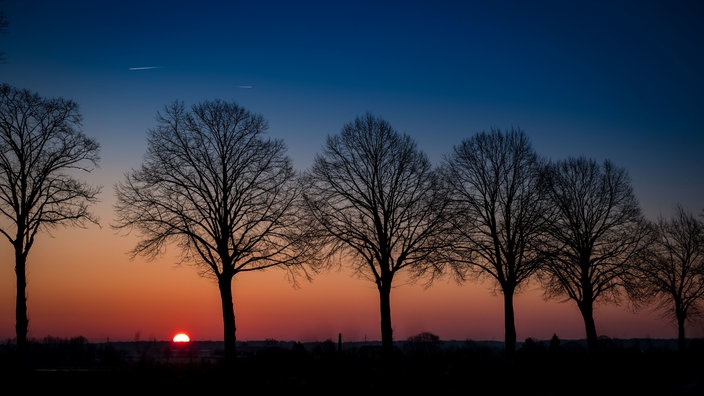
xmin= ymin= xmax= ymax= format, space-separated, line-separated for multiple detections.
xmin=1 ymin=84 xmax=703 ymax=366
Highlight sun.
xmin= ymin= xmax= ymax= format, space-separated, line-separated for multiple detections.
xmin=172 ymin=332 xmax=190 ymax=343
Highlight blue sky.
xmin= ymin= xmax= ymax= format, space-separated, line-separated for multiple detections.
xmin=2 ymin=0 xmax=703 ymax=219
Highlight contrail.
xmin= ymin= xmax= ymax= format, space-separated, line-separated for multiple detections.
xmin=129 ymin=66 xmax=160 ymax=71
xmin=239 ymin=85 xmax=254 ymax=89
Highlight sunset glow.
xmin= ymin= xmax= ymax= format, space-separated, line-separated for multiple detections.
xmin=172 ymin=333 xmax=190 ymax=343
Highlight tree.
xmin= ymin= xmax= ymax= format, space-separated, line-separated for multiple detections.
xmin=637 ymin=204 xmax=704 ymax=352
xmin=113 ymin=99 xmax=314 ymax=365
xmin=539 ymin=157 xmax=650 ymax=355
xmin=300 ymin=113 xmax=451 ymax=357
xmin=404 ymin=331 xmax=441 ymax=356
xmin=439 ymin=127 xmax=550 ymax=358
xmin=0 ymin=84 xmax=101 ymax=362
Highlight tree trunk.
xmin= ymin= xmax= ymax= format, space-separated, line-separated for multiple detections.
xmin=218 ymin=275 xmax=237 ymax=365
xmin=14 ymin=240 xmax=28 ymax=366
xmin=579 ymin=300 xmax=598 ymax=355
xmin=503 ymin=288 xmax=517 ymax=359
xmin=677 ymin=312 xmax=686 ymax=353
xmin=579 ymin=254 xmax=598 ymax=356
xmin=378 ymin=279 xmax=394 ymax=358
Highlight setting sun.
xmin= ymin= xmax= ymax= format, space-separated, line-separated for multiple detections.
xmin=172 ymin=332 xmax=190 ymax=343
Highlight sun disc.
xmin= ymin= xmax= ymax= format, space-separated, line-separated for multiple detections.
xmin=173 ymin=332 xmax=190 ymax=343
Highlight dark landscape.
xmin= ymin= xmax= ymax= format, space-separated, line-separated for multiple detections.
xmin=1 ymin=336 xmax=703 ymax=395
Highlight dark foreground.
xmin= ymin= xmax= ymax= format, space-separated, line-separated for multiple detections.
xmin=1 ymin=337 xmax=703 ymax=395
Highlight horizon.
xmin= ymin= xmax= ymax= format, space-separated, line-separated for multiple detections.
xmin=6 ymin=334 xmax=694 ymax=345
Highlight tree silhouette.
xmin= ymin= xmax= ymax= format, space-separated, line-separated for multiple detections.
xmin=300 ymin=113 xmax=451 ymax=357
xmin=0 ymin=84 xmax=101 ymax=363
xmin=113 ymin=99 xmax=315 ymax=365
xmin=439 ymin=127 xmax=550 ymax=358
xmin=637 ymin=204 xmax=704 ymax=352
xmin=539 ymin=157 xmax=650 ymax=355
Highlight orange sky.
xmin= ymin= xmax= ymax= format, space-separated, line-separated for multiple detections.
xmin=0 ymin=198 xmax=696 ymax=343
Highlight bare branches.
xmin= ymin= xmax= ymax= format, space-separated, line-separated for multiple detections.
xmin=540 ymin=157 xmax=648 ymax=302
xmin=439 ymin=127 xmax=549 ymax=357
xmin=539 ymin=156 xmax=651 ymax=353
xmin=302 ymin=113 xmax=451 ymax=280
xmin=0 ymin=83 xmax=101 ymax=357
xmin=112 ymin=99 xmax=316 ymax=364
xmin=636 ymin=204 xmax=704 ymax=351
xmin=301 ymin=113 xmax=452 ymax=354
xmin=113 ymin=99 xmax=310 ymax=282
xmin=440 ymin=127 xmax=549 ymax=288
xmin=0 ymin=84 xmax=101 ymax=242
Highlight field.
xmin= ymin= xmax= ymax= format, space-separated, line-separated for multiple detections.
xmin=1 ymin=337 xmax=703 ymax=395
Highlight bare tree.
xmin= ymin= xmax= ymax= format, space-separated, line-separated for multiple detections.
xmin=0 ymin=84 xmax=101 ymax=362
xmin=300 ymin=113 xmax=451 ymax=357
xmin=439 ymin=127 xmax=550 ymax=358
xmin=539 ymin=157 xmax=650 ymax=355
xmin=113 ymin=100 xmax=314 ymax=365
xmin=637 ymin=204 xmax=704 ymax=352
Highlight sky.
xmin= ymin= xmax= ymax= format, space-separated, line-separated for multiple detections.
xmin=0 ymin=0 xmax=702 ymax=343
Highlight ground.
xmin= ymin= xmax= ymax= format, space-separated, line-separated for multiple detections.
xmin=1 ymin=337 xmax=702 ymax=395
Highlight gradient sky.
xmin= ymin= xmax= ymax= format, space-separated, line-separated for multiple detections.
xmin=0 ymin=0 xmax=702 ymax=343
